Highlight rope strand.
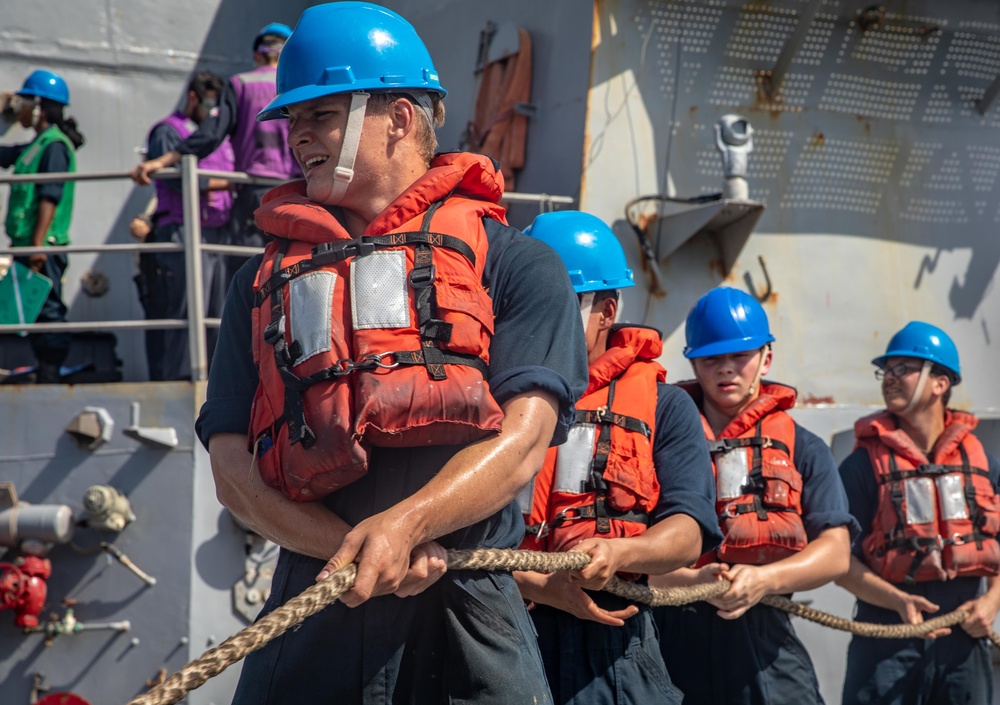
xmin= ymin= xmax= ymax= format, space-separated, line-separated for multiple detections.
xmin=127 ymin=548 xmax=999 ymax=705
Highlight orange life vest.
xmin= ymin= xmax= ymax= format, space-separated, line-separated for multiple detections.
xmin=682 ymin=381 xmax=807 ymax=566
xmin=248 ymin=153 xmax=507 ymax=501
xmin=519 ymin=325 xmax=664 ymax=556
xmin=858 ymin=409 xmax=1000 ymax=584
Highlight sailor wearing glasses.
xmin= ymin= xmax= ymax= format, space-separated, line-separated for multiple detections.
xmin=837 ymin=321 xmax=1000 ymax=705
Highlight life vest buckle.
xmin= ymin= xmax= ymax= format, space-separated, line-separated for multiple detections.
xmin=409 ymin=265 xmax=436 ymax=288
xmin=360 ymin=352 xmax=399 ymax=370
xmin=263 ymin=315 xmax=285 ymax=345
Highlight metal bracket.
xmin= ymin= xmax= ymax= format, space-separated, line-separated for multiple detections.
xmin=743 ymin=256 xmax=773 ymax=302
xmin=757 ymin=0 xmax=824 ymax=101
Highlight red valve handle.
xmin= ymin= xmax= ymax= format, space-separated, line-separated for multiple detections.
xmin=0 ymin=562 xmax=28 ymax=608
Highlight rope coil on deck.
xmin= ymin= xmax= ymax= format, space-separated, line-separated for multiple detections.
xmin=126 ymin=548 xmax=1000 ymax=705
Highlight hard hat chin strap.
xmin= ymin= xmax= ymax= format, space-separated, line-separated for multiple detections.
xmin=578 ymin=292 xmax=595 ymax=336
xmin=327 ymin=92 xmax=370 ymax=206
xmin=746 ymin=347 xmax=767 ymax=399
xmin=901 ymin=360 xmax=932 ymax=415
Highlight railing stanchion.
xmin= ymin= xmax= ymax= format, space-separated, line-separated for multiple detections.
xmin=181 ymin=154 xmax=208 ymax=382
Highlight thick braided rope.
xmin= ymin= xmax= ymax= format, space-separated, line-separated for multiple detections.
xmin=126 ymin=563 xmax=356 ymax=705
xmin=127 ymin=548 xmax=999 ymax=705
xmin=760 ymin=595 xmax=970 ymax=638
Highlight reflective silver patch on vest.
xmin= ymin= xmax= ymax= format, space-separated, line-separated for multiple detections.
xmin=351 ymin=251 xmax=409 ymax=329
xmin=554 ymin=423 xmax=597 ymax=494
xmin=936 ymin=474 xmax=970 ymax=521
xmin=905 ymin=477 xmax=937 ymax=525
xmin=716 ymin=448 xmax=749 ymax=501
xmin=289 ymin=271 xmax=335 ymax=364
xmin=516 ymin=479 xmax=535 ymax=515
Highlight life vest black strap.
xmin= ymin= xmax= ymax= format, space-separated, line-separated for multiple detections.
xmin=265 ymin=240 xmax=316 ymax=450
xmin=720 ymin=503 xmax=797 ymax=519
xmin=528 ymin=503 xmax=650 ymax=537
xmin=707 ymin=436 xmax=790 ymax=455
xmin=364 ymin=231 xmax=477 ymax=265
xmin=575 ymin=408 xmax=651 ymax=438
xmin=586 ymin=378 xmax=620 ymax=533
xmin=255 ymin=230 xmax=477 ymax=304
xmin=389 ymin=349 xmax=488 ymax=376
xmin=255 ymin=257 xmax=325 ymax=305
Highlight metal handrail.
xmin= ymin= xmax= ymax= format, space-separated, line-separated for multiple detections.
xmin=0 ymin=158 xmax=575 ymax=381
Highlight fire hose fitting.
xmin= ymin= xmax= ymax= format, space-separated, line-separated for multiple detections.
xmin=0 ymin=555 xmax=51 ymax=628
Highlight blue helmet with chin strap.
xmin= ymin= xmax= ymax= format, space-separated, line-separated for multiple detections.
xmin=523 ymin=211 xmax=634 ymax=294
xmin=684 ymin=287 xmax=775 ymax=358
xmin=258 ymin=2 xmax=445 ymax=122
xmin=18 ymin=69 xmax=69 ymax=106
xmin=872 ymin=321 xmax=961 ymax=384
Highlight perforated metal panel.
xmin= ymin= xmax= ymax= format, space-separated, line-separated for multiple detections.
xmin=621 ymin=0 xmax=1000 ymax=230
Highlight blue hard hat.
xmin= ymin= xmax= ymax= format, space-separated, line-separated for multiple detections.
xmin=258 ymin=2 xmax=446 ymax=122
xmin=254 ymin=22 xmax=292 ymax=50
xmin=872 ymin=321 xmax=961 ymax=384
xmin=18 ymin=69 xmax=69 ymax=106
xmin=684 ymin=287 xmax=775 ymax=358
xmin=523 ymin=211 xmax=635 ymax=294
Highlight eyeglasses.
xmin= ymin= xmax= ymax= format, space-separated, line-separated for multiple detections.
xmin=874 ymin=363 xmax=923 ymax=381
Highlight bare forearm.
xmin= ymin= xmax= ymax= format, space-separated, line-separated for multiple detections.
xmin=387 ymin=391 xmax=559 ymax=547
xmin=603 ymin=514 xmax=703 ymax=577
xmin=757 ymin=526 xmax=851 ymax=595
xmin=835 ymin=554 xmax=905 ymax=610
xmin=208 ymin=433 xmax=351 ymax=559
xmin=33 ymin=199 xmax=56 ymax=246
xmin=155 ymin=150 xmax=182 ymax=169
xmin=649 ymin=566 xmax=705 ymax=589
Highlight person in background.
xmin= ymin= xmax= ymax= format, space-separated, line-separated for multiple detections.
xmin=837 ymin=321 xmax=1000 ymax=705
xmin=195 ymin=3 xmax=588 ymax=702
xmin=517 ymin=210 xmax=720 ymax=705
xmin=0 ymin=69 xmax=85 ymax=384
xmin=652 ymin=287 xmax=856 ymax=705
xmin=136 ymin=69 xmax=234 ymax=381
xmin=129 ymin=21 xmax=299 ymax=288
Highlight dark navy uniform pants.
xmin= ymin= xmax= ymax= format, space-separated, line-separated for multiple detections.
xmin=533 ymin=594 xmax=682 ymax=705
xmin=231 ymin=446 xmax=552 ymax=705
xmin=842 ymin=628 xmax=991 ymax=705
xmin=656 ymin=600 xmax=823 ymax=705
xmin=231 ymin=550 xmax=553 ymax=705
xmin=141 ymin=222 xmax=226 ymax=380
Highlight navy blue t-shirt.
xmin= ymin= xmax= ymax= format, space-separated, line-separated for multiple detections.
xmin=792 ymin=421 xmax=861 ymax=541
xmin=840 ymin=439 xmax=1000 ymax=618
xmin=652 ymin=383 xmax=723 ymax=554
xmin=0 ymin=139 xmax=71 ymax=203
xmin=196 ymin=217 xmax=588 ymax=447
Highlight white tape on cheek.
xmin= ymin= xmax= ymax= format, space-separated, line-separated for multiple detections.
xmin=579 ymin=291 xmax=595 ymax=334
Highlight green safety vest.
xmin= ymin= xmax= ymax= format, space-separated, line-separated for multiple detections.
xmin=5 ymin=125 xmax=76 ymax=247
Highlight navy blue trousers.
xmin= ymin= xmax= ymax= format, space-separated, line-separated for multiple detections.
xmin=842 ymin=603 xmax=992 ymax=705
xmin=141 ymin=222 xmax=226 ymax=380
xmin=533 ymin=595 xmax=682 ymax=705
xmin=231 ymin=446 xmax=552 ymax=705
xmin=16 ymin=251 xmax=70 ymax=374
xmin=656 ymin=600 xmax=824 ymax=705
